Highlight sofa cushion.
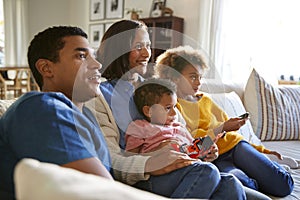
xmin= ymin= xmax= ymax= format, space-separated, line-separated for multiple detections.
xmin=209 ymin=91 xmax=261 ymax=145
xmin=244 ymin=68 xmax=300 ymax=141
xmin=14 ymin=158 xmax=173 ymax=200
xmin=201 ymin=79 xmax=245 ymax=101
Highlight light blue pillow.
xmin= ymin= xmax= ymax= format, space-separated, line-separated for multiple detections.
xmin=209 ymin=91 xmax=262 ymax=145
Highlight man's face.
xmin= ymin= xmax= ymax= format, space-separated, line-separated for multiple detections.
xmin=50 ymin=36 xmax=102 ymax=102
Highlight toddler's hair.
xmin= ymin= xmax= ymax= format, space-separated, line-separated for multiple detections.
xmin=134 ymin=78 xmax=177 ymax=117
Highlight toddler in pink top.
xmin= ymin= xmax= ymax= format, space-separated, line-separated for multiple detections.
xmin=125 ymin=78 xmax=208 ymax=155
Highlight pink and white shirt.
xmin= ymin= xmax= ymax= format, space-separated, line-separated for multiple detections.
xmin=125 ymin=119 xmax=194 ymax=153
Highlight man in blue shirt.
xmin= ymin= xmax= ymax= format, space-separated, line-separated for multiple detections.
xmin=0 ymin=26 xmax=112 ymax=200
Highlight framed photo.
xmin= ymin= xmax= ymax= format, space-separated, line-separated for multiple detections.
xmin=106 ymin=0 xmax=124 ymax=19
xmin=150 ymin=0 xmax=166 ymax=17
xmin=89 ymin=24 xmax=104 ymax=48
xmin=90 ymin=0 xmax=105 ymax=21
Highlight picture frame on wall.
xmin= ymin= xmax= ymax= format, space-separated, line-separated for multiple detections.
xmin=149 ymin=0 xmax=166 ymax=17
xmin=89 ymin=24 xmax=104 ymax=48
xmin=90 ymin=0 xmax=105 ymax=21
xmin=105 ymin=0 xmax=124 ymax=19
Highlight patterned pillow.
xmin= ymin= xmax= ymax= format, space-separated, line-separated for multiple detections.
xmin=209 ymin=91 xmax=262 ymax=145
xmin=244 ymin=68 xmax=300 ymax=141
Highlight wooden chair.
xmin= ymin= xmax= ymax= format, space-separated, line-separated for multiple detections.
xmin=9 ymin=68 xmax=31 ymax=97
xmin=0 ymin=73 xmax=8 ymax=99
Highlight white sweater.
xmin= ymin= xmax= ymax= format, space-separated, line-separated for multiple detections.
xmin=85 ymin=94 xmax=150 ymax=185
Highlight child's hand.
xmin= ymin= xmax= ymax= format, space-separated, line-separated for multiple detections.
xmin=222 ymin=117 xmax=247 ymax=132
xmin=215 ymin=131 xmax=226 ymax=142
xmin=202 ymin=143 xmax=219 ymax=162
xmin=269 ymin=151 xmax=283 ymax=160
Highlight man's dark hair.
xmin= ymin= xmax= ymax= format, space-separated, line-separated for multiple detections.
xmin=133 ymin=78 xmax=177 ymax=118
xmin=27 ymin=26 xmax=88 ymax=88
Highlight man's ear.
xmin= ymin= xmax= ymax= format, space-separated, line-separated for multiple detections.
xmin=142 ymin=106 xmax=151 ymax=118
xmin=35 ymin=59 xmax=53 ymax=77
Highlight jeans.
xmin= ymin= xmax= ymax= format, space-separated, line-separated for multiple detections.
xmin=134 ymin=161 xmax=246 ymax=199
xmin=213 ymin=141 xmax=294 ymax=197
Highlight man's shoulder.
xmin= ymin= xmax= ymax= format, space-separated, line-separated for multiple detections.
xmin=18 ymin=91 xmax=71 ymax=105
xmin=0 ymin=92 xmax=77 ymax=140
xmin=4 ymin=92 xmax=74 ymax=117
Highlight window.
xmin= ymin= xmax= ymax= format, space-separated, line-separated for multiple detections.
xmin=216 ymin=0 xmax=300 ymax=83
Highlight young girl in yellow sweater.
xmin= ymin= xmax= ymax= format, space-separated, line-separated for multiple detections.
xmin=155 ymin=45 xmax=294 ymax=197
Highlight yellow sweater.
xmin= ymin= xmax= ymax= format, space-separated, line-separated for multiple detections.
xmin=177 ymin=94 xmax=271 ymax=155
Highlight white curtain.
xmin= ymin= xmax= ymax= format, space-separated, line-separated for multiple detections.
xmin=213 ymin=0 xmax=258 ymax=83
xmin=198 ymin=0 xmax=300 ymax=84
xmin=197 ymin=0 xmax=259 ymax=82
xmin=197 ymin=0 xmax=224 ymax=80
xmin=3 ymin=0 xmax=28 ymax=66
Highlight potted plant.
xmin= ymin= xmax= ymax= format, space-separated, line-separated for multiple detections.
xmin=126 ymin=8 xmax=143 ymax=20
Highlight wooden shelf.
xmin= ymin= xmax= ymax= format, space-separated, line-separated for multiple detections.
xmin=140 ymin=16 xmax=184 ymax=61
xmin=140 ymin=16 xmax=184 ymax=77
xmin=278 ymin=80 xmax=298 ymax=85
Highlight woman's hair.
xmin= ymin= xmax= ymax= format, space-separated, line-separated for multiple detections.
xmin=133 ymin=78 xmax=176 ymax=118
xmin=155 ymin=45 xmax=209 ymax=79
xmin=27 ymin=26 xmax=87 ymax=88
xmin=98 ymin=19 xmax=148 ymax=80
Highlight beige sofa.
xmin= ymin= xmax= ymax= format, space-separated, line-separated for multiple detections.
xmin=1 ymin=68 xmax=299 ymax=199
xmin=14 ymin=158 xmax=174 ymax=200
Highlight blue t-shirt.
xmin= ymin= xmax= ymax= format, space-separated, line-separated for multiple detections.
xmin=100 ymin=79 xmax=143 ymax=149
xmin=0 ymin=92 xmax=111 ymax=200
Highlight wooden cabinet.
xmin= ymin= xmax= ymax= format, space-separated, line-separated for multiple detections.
xmin=140 ymin=16 xmax=184 ymax=63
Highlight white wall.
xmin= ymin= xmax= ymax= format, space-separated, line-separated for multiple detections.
xmin=28 ymin=0 xmax=70 ymax=39
xmin=27 ymin=0 xmax=89 ymax=42
xmin=125 ymin=0 xmax=201 ymax=44
xmin=27 ymin=0 xmax=200 ymax=46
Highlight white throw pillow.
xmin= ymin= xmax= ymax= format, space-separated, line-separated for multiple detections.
xmin=209 ymin=91 xmax=261 ymax=145
xmin=14 ymin=159 xmax=171 ymax=200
